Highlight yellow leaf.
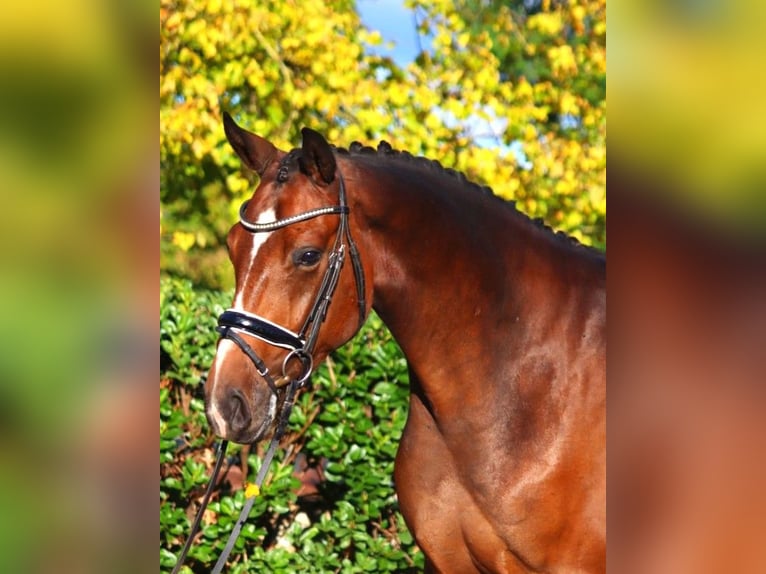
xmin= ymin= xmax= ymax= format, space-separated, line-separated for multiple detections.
xmin=172 ymin=231 xmax=196 ymax=252
xmin=425 ymin=113 xmax=442 ymax=131
xmin=560 ymin=91 xmax=579 ymax=115
xmin=549 ymin=45 xmax=577 ymax=77
xmin=528 ymin=12 xmax=563 ymax=35
xmin=389 ymin=84 xmax=409 ymax=107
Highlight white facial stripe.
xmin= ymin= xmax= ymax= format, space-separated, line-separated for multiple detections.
xmin=233 ymin=207 xmax=276 ymax=309
xmin=207 ymin=338 xmax=238 ymax=435
xmin=211 ymin=207 xmax=276 ymax=428
xmin=216 ymin=338 xmax=238 ymax=365
xmin=208 ymin=399 xmax=228 ymax=436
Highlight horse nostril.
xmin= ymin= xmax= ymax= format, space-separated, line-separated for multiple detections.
xmin=225 ymin=389 xmax=251 ymax=434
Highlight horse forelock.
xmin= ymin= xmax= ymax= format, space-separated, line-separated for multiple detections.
xmin=275 ymin=149 xmax=303 ymax=181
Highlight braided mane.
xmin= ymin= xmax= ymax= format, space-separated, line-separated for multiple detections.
xmin=275 ymin=137 xmax=599 ymax=254
xmin=335 ymin=141 xmax=496 ymax=199
xmin=331 ymin=140 xmax=598 ymax=253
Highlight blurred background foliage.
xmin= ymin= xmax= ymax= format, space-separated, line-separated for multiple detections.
xmin=610 ymin=0 xmax=766 ymax=234
xmin=160 ymin=0 xmax=606 ymax=289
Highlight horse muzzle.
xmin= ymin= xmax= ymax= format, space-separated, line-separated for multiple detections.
xmin=205 ymin=369 xmax=279 ymax=444
xmin=205 ymin=309 xmax=313 ymax=444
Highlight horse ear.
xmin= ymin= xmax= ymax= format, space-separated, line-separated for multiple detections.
xmin=223 ymin=112 xmax=281 ymax=176
xmin=300 ymin=127 xmax=336 ymax=185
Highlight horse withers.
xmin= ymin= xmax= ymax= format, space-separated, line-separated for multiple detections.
xmin=205 ymin=113 xmax=606 ymax=573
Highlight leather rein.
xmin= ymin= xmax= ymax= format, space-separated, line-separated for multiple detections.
xmin=172 ymin=172 xmax=366 ymax=573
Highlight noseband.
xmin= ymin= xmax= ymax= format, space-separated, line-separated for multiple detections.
xmin=216 ymin=172 xmax=366 ymax=396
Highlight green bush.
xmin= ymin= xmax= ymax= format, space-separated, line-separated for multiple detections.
xmin=160 ymin=277 xmax=422 ymax=572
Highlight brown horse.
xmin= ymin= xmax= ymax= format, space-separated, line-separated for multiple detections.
xmin=205 ymin=113 xmax=606 ymax=573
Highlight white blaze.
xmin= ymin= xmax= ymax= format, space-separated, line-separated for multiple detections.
xmin=233 ymin=207 xmax=276 ymax=309
xmin=209 ymin=207 xmax=276 ymax=436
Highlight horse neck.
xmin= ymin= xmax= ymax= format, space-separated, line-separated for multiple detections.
xmin=345 ymin=158 xmax=605 ymax=422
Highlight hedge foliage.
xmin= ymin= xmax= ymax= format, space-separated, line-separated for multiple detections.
xmin=160 ymin=277 xmax=422 ymax=572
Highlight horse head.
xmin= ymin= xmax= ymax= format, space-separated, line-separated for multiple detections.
xmin=205 ymin=114 xmax=369 ymax=444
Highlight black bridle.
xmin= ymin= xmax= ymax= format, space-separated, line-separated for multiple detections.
xmin=216 ymin=171 xmax=366 ymax=396
xmin=172 ymin=171 xmax=366 ymax=573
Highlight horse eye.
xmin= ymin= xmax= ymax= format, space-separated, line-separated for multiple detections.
xmin=293 ymin=248 xmax=322 ymax=267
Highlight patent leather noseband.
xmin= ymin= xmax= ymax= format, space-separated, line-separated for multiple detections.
xmin=215 ymin=172 xmax=366 ymax=395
